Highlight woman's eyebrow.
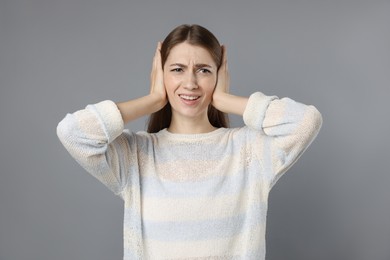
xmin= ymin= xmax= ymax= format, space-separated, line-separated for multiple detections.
xmin=169 ymin=63 xmax=187 ymax=68
xmin=194 ymin=63 xmax=213 ymax=69
xmin=169 ymin=63 xmax=214 ymax=69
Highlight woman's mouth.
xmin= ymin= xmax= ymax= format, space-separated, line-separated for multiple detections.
xmin=179 ymin=94 xmax=201 ymax=106
xmin=179 ymin=94 xmax=200 ymax=101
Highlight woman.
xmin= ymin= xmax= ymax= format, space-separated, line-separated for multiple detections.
xmin=57 ymin=24 xmax=322 ymax=260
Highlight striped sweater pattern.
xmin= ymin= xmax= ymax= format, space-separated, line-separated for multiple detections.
xmin=57 ymin=92 xmax=322 ymax=259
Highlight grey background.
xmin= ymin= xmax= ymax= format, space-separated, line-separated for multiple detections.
xmin=1 ymin=0 xmax=389 ymax=259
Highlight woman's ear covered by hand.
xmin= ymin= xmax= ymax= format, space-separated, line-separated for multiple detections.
xmin=150 ymin=42 xmax=167 ymax=108
xmin=212 ymin=45 xmax=230 ymax=107
xmin=116 ymin=42 xmax=168 ymax=124
xmin=212 ymin=45 xmax=248 ymax=115
xmin=214 ymin=45 xmax=230 ymax=95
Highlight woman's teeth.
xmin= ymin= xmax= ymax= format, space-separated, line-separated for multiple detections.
xmin=180 ymin=95 xmax=200 ymax=100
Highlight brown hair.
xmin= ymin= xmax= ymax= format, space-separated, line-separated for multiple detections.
xmin=147 ymin=24 xmax=229 ymax=133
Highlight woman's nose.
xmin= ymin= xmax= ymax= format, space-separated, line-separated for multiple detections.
xmin=183 ymin=72 xmax=198 ymax=90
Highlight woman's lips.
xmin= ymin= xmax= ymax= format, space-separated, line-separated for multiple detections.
xmin=179 ymin=94 xmax=200 ymax=100
xmin=179 ymin=94 xmax=201 ymax=105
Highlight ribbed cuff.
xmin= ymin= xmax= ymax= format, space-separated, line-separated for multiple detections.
xmin=243 ymin=92 xmax=278 ymax=131
xmin=90 ymin=100 xmax=124 ymax=143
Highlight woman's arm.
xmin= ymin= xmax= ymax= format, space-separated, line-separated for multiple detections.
xmin=116 ymin=42 xmax=167 ymax=124
xmin=57 ymin=43 xmax=166 ymax=195
xmin=245 ymin=92 xmax=322 ymax=187
xmin=212 ymin=45 xmax=322 ymax=187
xmin=57 ymin=99 xmax=132 ymax=195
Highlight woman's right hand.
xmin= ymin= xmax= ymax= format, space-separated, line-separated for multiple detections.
xmin=117 ymin=42 xmax=169 ymax=124
xmin=149 ymin=42 xmax=167 ymax=110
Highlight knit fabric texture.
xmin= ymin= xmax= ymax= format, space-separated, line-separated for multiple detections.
xmin=57 ymin=92 xmax=322 ymax=260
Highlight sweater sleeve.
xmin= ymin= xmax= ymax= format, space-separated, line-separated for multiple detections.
xmin=243 ymin=92 xmax=323 ymax=188
xmin=56 ymin=100 xmax=133 ymax=196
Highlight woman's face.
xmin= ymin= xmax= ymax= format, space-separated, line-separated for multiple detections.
xmin=163 ymin=42 xmax=217 ymax=121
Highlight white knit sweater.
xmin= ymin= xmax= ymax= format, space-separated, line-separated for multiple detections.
xmin=57 ymin=92 xmax=322 ymax=259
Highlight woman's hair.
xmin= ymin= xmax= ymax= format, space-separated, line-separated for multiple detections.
xmin=147 ymin=24 xmax=229 ymax=133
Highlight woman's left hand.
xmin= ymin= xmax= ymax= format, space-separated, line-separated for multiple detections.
xmin=212 ymin=45 xmax=231 ymax=112
xmin=212 ymin=45 xmax=249 ymax=115
xmin=212 ymin=45 xmax=229 ymax=104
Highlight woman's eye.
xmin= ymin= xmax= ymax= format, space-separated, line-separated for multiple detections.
xmin=171 ymin=68 xmax=183 ymax=72
xmin=199 ymin=68 xmax=211 ymax=74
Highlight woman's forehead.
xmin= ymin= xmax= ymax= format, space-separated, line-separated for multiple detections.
xmin=166 ymin=42 xmax=215 ymax=66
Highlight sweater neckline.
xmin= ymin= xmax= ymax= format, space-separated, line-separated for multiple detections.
xmin=158 ymin=127 xmax=227 ymax=140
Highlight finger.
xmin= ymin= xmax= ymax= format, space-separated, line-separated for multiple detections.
xmin=223 ymin=45 xmax=229 ymax=74
xmin=151 ymin=43 xmax=160 ymax=85
xmin=153 ymin=42 xmax=160 ymax=63
xmin=155 ymin=42 xmax=163 ymax=69
xmin=153 ymin=42 xmax=163 ymax=69
xmin=221 ymin=44 xmax=227 ymax=65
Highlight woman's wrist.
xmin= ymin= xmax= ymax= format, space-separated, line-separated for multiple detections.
xmin=147 ymin=93 xmax=168 ymax=113
xmin=116 ymin=93 xmax=167 ymax=124
xmin=212 ymin=92 xmax=248 ymax=116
